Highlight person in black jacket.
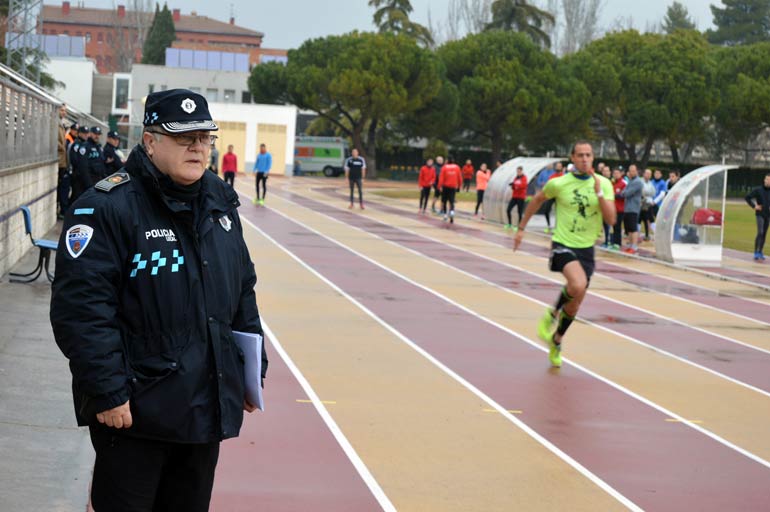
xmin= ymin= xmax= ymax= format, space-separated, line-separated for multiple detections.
xmin=50 ymin=89 xmax=267 ymax=512
xmin=745 ymin=173 xmax=770 ymax=260
xmin=85 ymin=126 xmax=108 ymax=184
xmin=103 ymin=130 xmax=124 ymax=174
xmin=69 ymin=126 xmax=91 ymax=203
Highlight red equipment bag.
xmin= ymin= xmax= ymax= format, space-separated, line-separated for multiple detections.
xmin=691 ymin=208 xmax=722 ymax=226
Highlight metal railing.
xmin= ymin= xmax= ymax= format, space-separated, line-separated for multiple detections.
xmin=0 ymin=77 xmax=57 ymax=170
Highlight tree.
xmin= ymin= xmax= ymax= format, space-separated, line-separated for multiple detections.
xmin=662 ymin=2 xmax=697 ymax=33
xmin=249 ymin=32 xmax=442 ymax=178
xmin=113 ymin=0 xmax=155 ymax=72
xmin=369 ymin=0 xmax=433 ymax=47
xmin=438 ymin=30 xmax=588 ymax=162
xmin=485 ymin=0 xmax=556 ymax=48
xmin=707 ymin=0 xmax=770 ymax=46
xmin=712 ymin=43 xmax=770 ymax=164
xmin=566 ymin=30 xmax=717 ymax=167
xmin=141 ymin=3 xmax=176 ymax=65
xmin=247 ymin=62 xmax=289 ymax=105
xmin=560 ymin=0 xmax=604 ymax=55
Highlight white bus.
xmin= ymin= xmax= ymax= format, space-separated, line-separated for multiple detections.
xmin=294 ymin=136 xmax=348 ymax=177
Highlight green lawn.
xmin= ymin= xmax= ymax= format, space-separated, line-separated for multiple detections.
xmin=724 ymin=202 xmax=757 ymax=253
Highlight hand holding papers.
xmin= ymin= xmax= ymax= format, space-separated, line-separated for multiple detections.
xmin=233 ymin=331 xmax=264 ymax=411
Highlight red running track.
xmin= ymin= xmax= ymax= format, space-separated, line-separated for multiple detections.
xmin=241 ymin=198 xmax=770 ymax=512
xmin=211 ymin=337 xmax=385 ymax=512
xmin=283 ymin=190 xmax=770 ymax=394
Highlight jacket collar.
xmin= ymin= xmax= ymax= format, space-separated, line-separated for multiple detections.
xmin=126 ymin=144 xmax=239 ymax=215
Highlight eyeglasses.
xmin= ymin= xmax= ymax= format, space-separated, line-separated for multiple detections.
xmin=147 ymin=130 xmax=218 ymax=147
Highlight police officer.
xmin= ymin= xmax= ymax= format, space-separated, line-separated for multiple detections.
xmin=50 ymin=89 xmax=267 ymax=512
xmin=85 ymin=126 xmax=108 ymax=184
xmin=69 ymin=125 xmax=91 ymax=203
xmin=103 ymin=130 xmax=124 ymax=174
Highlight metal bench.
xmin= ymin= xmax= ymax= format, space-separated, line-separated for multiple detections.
xmin=9 ymin=206 xmax=58 ymax=283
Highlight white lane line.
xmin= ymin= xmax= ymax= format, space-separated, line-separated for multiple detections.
xmin=260 ymin=320 xmax=396 ymax=512
xmin=256 ymin=189 xmax=770 ymax=471
xmin=241 ymin=207 xmax=643 ymax=512
xmin=282 ymin=189 xmax=770 ymax=398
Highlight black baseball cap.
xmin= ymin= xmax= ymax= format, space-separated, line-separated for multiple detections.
xmin=90 ymin=126 xmax=102 ymax=135
xmin=69 ymin=122 xmax=79 ymax=130
xmin=107 ymin=130 xmax=120 ymax=139
xmin=143 ymin=89 xmax=218 ymax=133
xmin=78 ymin=126 xmax=89 ymax=134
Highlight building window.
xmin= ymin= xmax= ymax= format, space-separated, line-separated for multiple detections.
xmin=148 ymin=84 xmax=155 ymax=94
xmin=105 ymin=56 xmax=113 ymax=68
xmin=75 ymin=31 xmax=82 ymax=36
xmin=96 ymin=56 xmax=103 ymax=68
xmin=107 ymin=33 xmax=113 ymax=44
xmin=206 ymin=88 xmax=218 ymax=102
xmin=85 ymin=32 xmax=91 ymax=43
xmin=113 ymin=75 xmax=130 ymax=112
xmin=97 ymin=32 xmax=103 ymax=43
xmin=224 ymin=89 xmax=235 ymax=103
xmin=241 ymin=91 xmax=252 ymax=104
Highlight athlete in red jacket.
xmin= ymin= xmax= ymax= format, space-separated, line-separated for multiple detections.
xmin=438 ymin=157 xmax=463 ymax=223
xmin=418 ymin=158 xmax=436 ymax=214
xmin=506 ymin=166 xmax=528 ymax=230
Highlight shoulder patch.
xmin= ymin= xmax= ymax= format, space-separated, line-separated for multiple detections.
xmin=95 ymin=172 xmax=131 ymax=193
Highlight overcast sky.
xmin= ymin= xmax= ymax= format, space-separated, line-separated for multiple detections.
xmin=52 ymin=1 xmax=719 ymax=49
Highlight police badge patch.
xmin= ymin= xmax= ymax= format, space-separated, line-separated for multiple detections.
xmin=219 ymin=215 xmax=232 ymax=232
xmin=181 ymin=98 xmax=197 ymax=114
xmin=66 ymin=224 xmax=94 ymax=259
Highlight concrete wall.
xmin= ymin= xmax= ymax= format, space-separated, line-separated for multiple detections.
xmin=130 ymin=64 xmax=253 ymax=121
xmin=209 ymin=102 xmax=297 ymax=175
xmin=0 ymin=162 xmax=59 ymax=279
xmin=46 ymin=57 xmax=95 ymax=113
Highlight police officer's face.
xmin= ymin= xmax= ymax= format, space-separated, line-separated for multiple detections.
xmin=144 ymin=130 xmax=210 ymax=185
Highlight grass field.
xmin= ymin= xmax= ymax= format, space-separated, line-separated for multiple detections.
xmin=724 ymin=202 xmax=758 ymax=253
xmin=373 ymin=190 xmax=759 ymax=254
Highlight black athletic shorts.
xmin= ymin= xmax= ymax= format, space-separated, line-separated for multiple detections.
xmin=623 ymin=212 xmax=639 ymax=233
xmin=549 ymin=242 xmax=595 ymax=280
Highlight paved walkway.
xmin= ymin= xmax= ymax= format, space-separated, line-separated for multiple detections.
xmin=0 ymin=222 xmax=92 ymax=512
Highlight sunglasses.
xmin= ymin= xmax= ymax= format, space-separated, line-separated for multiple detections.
xmin=148 ymin=130 xmax=218 ymax=147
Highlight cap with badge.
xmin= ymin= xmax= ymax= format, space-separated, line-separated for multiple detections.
xmin=107 ymin=130 xmax=120 ymax=139
xmin=78 ymin=126 xmax=89 ymax=134
xmin=143 ymin=89 xmax=218 ymax=133
xmin=70 ymin=122 xmax=79 ymax=130
xmin=90 ymin=126 xmax=102 ymax=135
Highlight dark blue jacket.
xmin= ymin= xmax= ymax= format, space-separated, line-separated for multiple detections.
xmin=51 ymin=145 xmax=266 ymax=443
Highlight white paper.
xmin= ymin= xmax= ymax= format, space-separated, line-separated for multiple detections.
xmin=232 ymin=331 xmax=264 ymax=411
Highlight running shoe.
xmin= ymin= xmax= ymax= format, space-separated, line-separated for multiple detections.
xmin=348 ymin=203 xmax=354 ymax=210
xmin=537 ymin=310 xmax=561 ymax=368
xmin=760 ymin=253 xmax=766 ymax=261
xmin=259 ymin=199 xmax=265 ymax=206
xmin=537 ymin=308 xmax=556 ymax=341
xmin=449 ymin=210 xmax=455 ymax=224
xmin=252 ymin=197 xmax=258 ymax=205
xmin=611 ymin=244 xmax=620 ymax=250
xmin=544 ymin=227 xmax=551 ymax=234
xmin=480 ymin=215 xmax=485 ymax=220
xmin=443 ymin=214 xmax=449 ymax=222
xmin=504 ymin=224 xmax=512 ymax=230
xmin=513 ymin=226 xmax=519 ymax=232
xmin=360 ymin=203 xmax=365 ymax=210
